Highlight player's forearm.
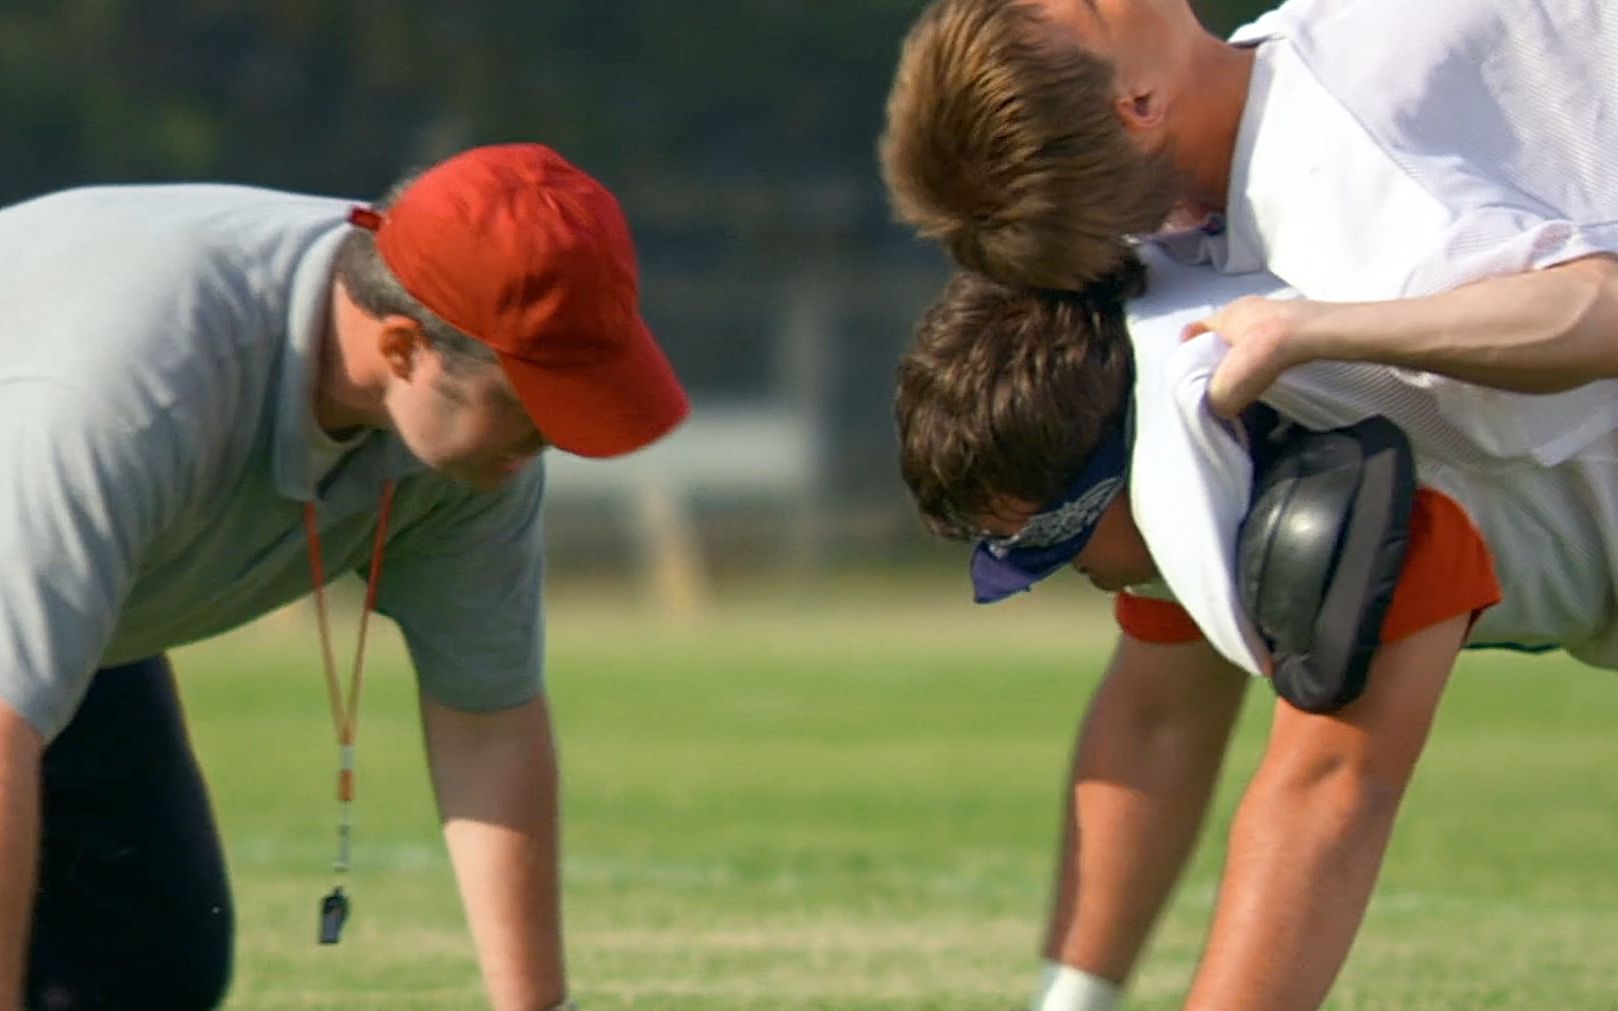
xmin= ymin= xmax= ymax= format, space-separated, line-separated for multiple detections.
xmin=444 ymin=814 xmax=567 ymax=1011
xmin=1182 ymin=761 xmax=1403 ymax=1011
xmin=1045 ymin=642 xmax=1247 ymax=983
xmin=425 ymin=696 xmax=567 ymax=1011
xmin=1303 ymin=254 xmax=1618 ymax=392
xmin=0 ymin=704 xmax=44 ymax=1011
xmin=1049 ymin=749 xmax=1228 ymax=981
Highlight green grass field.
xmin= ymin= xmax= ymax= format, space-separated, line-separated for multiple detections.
xmin=177 ymin=574 xmax=1618 ymax=1010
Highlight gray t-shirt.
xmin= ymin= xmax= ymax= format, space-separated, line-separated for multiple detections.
xmin=0 ymin=184 xmax=546 ymax=740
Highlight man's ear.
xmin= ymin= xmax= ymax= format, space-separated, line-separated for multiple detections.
xmin=1114 ymin=86 xmax=1168 ymax=143
xmin=377 ymin=316 xmax=428 ymax=380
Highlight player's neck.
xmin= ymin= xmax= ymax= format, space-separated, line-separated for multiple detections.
xmin=1168 ymin=39 xmax=1254 ymax=213
xmin=315 ymin=282 xmax=393 ymax=436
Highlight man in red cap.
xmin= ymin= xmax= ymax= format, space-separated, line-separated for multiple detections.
xmin=0 ymin=143 xmax=685 ymax=1010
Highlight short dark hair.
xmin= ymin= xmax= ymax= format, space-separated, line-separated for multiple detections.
xmin=879 ymin=0 xmax=1180 ymax=289
xmin=332 ymin=174 xmax=499 ymax=372
xmin=895 ymin=259 xmax=1142 ymax=538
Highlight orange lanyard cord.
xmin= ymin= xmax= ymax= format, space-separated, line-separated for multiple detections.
xmin=303 ymin=508 xmax=345 ymax=741
xmin=347 ymin=480 xmax=396 ymax=744
xmin=303 ymin=480 xmax=396 ymax=801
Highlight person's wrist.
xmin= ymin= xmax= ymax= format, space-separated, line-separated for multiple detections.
xmin=1029 ymin=961 xmax=1121 ymax=1011
xmin=1291 ymin=299 xmax=1349 ymax=366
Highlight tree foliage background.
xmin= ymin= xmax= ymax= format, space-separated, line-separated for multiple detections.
xmin=0 ymin=0 xmax=1272 ymax=506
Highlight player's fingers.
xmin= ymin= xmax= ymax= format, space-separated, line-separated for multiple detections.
xmin=1206 ymin=352 xmax=1270 ymax=420
xmin=1206 ymin=368 xmax=1242 ymax=419
xmin=1182 ymin=318 xmax=1213 ymax=343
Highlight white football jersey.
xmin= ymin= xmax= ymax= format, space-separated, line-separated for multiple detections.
xmin=1128 ymin=248 xmax=1618 ymax=675
xmin=1161 ymin=0 xmax=1618 ymax=467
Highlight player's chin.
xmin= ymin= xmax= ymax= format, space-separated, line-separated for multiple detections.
xmin=438 ymin=461 xmax=516 ymax=492
xmin=468 ymin=471 xmax=518 ymax=492
xmin=1084 ymin=568 xmax=1143 ymax=594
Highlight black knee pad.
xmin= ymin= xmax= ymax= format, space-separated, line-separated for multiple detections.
xmin=1237 ymin=415 xmax=1416 ymax=714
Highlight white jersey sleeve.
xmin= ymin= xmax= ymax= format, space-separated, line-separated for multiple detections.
xmin=1208 ymin=0 xmax=1618 ymax=466
xmin=1276 ymin=0 xmax=1618 ymax=294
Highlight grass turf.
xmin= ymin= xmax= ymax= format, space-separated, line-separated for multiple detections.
xmin=176 ymin=575 xmax=1618 ymax=1009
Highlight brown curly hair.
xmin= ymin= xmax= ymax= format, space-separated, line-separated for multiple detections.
xmin=895 ymin=258 xmax=1144 ymax=539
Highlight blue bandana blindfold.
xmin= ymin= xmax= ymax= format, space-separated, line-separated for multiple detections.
xmin=969 ymin=415 xmax=1132 ymax=604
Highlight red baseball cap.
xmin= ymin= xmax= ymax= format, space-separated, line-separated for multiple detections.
xmin=349 ymin=143 xmax=689 ymax=458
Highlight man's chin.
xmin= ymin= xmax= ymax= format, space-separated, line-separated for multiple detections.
xmin=437 ymin=464 xmax=512 ymax=492
xmin=1087 ymin=570 xmax=1157 ymax=594
xmin=1158 ymin=200 xmax=1217 ymax=233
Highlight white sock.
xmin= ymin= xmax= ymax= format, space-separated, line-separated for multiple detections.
xmin=1029 ymin=961 xmax=1123 ymax=1011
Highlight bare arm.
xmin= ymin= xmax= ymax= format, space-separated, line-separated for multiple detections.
xmin=1044 ymin=635 xmax=1249 ymax=985
xmin=1182 ymin=614 xmax=1468 ymax=1010
xmin=1190 ymin=254 xmax=1618 ymax=416
xmin=422 ymin=694 xmax=567 ymax=1011
xmin=0 ymin=701 xmax=43 ymax=1011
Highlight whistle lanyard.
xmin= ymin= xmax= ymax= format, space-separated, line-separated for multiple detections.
xmin=303 ymin=480 xmax=396 ymax=944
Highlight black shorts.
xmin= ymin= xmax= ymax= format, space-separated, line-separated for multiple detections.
xmin=27 ymin=655 xmax=233 ymax=1011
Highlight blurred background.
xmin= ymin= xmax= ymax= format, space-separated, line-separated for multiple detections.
xmin=0 ymin=0 xmax=1272 ymax=605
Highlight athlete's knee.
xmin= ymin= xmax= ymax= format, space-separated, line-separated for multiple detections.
xmin=174 ymin=905 xmax=236 ymax=1011
xmin=27 ymin=905 xmax=234 ymax=1011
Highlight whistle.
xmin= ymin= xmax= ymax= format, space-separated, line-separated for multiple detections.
xmin=319 ymin=886 xmax=350 ymax=945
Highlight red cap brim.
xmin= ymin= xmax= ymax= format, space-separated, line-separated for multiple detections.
xmin=497 ymin=318 xmax=690 ymax=458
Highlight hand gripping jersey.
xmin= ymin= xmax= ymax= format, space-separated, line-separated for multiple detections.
xmin=1124 ymin=248 xmax=1618 ymax=675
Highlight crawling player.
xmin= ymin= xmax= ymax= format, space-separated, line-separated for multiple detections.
xmin=895 ymin=249 xmax=1617 ymax=1011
